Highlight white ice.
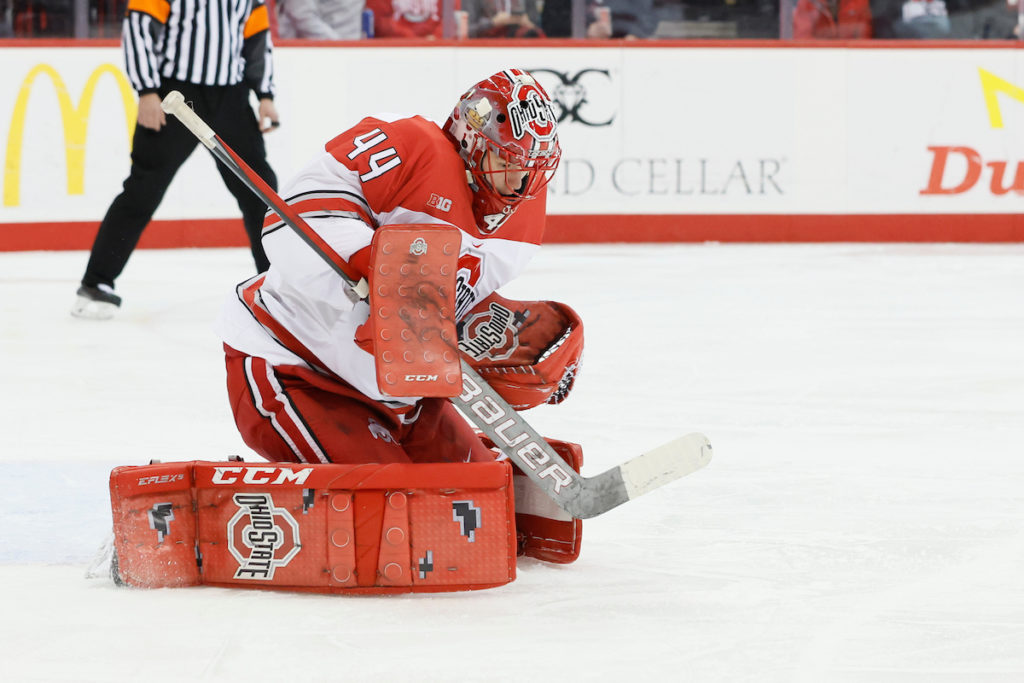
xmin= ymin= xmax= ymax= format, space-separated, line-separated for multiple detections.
xmin=2 ymin=243 xmax=1023 ymax=682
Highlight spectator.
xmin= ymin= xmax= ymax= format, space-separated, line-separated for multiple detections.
xmin=464 ymin=0 xmax=544 ymax=37
xmin=592 ymin=0 xmax=657 ymax=39
xmin=365 ymin=0 xmax=440 ymax=38
xmin=872 ymin=0 xmax=951 ymax=36
xmin=793 ymin=0 xmax=873 ymax=37
xmin=0 ymin=0 xmax=11 ymax=37
xmin=956 ymin=0 xmax=1018 ymax=37
xmin=538 ymin=0 xmax=570 ymax=35
xmin=895 ymin=0 xmax=952 ymax=36
xmin=540 ymin=0 xmax=656 ymax=39
xmin=277 ymin=0 xmax=364 ymax=39
xmin=10 ymin=0 xmax=72 ymax=35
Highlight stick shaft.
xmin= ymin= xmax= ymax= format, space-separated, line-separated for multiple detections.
xmin=161 ymin=91 xmax=367 ymax=298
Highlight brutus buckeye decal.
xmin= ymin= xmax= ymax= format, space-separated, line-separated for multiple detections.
xmin=458 ymin=302 xmax=527 ymax=361
xmin=228 ymin=493 xmax=301 ymax=580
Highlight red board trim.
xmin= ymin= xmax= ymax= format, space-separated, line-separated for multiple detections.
xmin=3 ymin=214 xmax=1022 ymax=252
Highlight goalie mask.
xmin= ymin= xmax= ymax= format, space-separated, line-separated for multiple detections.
xmin=445 ymin=69 xmax=561 ymax=235
xmin=458 ymin=292 xmax=583 ymax=410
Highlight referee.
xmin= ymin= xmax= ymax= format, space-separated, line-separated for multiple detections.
xmin=73 ymin=0 xmax=280 ymax=320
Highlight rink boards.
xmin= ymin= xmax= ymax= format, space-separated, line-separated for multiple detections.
xmin=1 ymin=42 xmax=1023 ymax=246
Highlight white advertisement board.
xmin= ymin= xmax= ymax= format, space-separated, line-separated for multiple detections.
xmin=0 ymin=45 xmax=1022 ymax=228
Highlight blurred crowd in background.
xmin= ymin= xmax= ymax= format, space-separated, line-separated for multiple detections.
xmin=1 ymin=0 xmax=1021 ymax=42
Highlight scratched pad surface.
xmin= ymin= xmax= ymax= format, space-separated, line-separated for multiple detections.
xmin=370 ymin=225 xmax=461 ymax=397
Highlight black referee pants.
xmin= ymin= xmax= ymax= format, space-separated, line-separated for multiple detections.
xmin=82 ymin=79 xmax=277 ymax=290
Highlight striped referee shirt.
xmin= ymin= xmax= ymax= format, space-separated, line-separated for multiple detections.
xmin=122 ymin=0 xmax=275 ymax=98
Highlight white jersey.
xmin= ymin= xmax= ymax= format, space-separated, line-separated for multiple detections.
xmin=215 ymin=113 xmax=547 ymax=410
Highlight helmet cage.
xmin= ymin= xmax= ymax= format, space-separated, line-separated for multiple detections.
xmin=468 ymin=133 xmax=561 ymax=207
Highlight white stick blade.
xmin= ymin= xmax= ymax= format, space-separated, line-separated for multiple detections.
xmin=620 ymin=432 xmax=712 ymax=500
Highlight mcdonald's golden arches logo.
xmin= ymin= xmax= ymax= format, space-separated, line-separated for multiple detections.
xmin=4 ymin=63 xmax=137 ymax=207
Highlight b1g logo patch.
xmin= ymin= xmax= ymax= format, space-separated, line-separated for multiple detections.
xmin=228 ymin=493 xmax=301 ymax=580
xmin=458 ymin=302 xmax=526 ymax=361
xmin=426 ymin=193 xmax=452 ymax=212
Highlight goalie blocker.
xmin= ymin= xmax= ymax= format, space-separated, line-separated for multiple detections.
xmin=109 ymin=447 xmax=583 ymax=593
xmin=354 ymin=223 xmax=584 ymax=409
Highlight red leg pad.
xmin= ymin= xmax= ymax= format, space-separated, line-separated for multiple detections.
xmin=108 ymin=463 xmax=200 ymax=587
xmin=109 ymin=460 xmax=517 ymax=594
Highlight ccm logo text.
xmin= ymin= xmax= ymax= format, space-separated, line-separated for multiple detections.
xmin=212 ymin=467 xmax=313 ymax=486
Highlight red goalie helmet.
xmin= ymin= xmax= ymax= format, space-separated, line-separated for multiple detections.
xmin=445 ymin=68 xmax=562 ymax=234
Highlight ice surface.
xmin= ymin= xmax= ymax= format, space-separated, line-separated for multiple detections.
xmin=1 ymin=243 xmax=1023 ymax=681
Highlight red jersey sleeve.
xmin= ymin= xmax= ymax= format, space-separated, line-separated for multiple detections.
xmin=324 ymin=115 xmax=547 ymax=245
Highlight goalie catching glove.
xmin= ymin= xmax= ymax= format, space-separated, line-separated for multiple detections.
xmin=458 ymin=292 xmax=583 ymax=410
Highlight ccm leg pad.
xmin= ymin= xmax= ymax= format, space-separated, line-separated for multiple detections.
xmin=109 ymin=460 xmax=516 ymax=594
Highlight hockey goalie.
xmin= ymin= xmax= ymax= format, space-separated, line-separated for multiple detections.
xmin=109 ymin=69 xmax=588 ymax=594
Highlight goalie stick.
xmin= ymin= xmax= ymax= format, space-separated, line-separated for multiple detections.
xmin=161 ymin=91 xmax=712 ymax=519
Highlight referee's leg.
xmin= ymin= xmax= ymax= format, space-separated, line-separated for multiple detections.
xmin=82 ymin=89 xmax=199 ymax=291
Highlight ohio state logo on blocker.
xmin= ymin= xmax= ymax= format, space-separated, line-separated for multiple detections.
xmin=227 ymin=493 xmax=301 ymax=580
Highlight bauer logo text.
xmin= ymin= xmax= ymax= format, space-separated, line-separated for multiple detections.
xmin=459 ymin=375 xmax=574 ymax=494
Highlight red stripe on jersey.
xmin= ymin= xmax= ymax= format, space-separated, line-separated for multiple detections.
xmin=240 ymin=276 xmax=332 ymax=375
xmin=214 ymin=134 xmax=363 ymax=285
xmin=290 ymin=196 xmax=374 ymax=227
xmin=239 ymin=279 xmax=412 ymax=425
xmin=263 ymin=198 xmax=372 ymax=229
xmin=245 ymin=356 xmax=326 ymax=463
xmin=239 ymin=277 xmax=420 ymax=424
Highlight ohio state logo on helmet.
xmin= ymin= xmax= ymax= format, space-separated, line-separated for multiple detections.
xmin=508 ymin=81 xmax=557 ymax=146
xmin=227 ymin=493 xmax=301 ymax=580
